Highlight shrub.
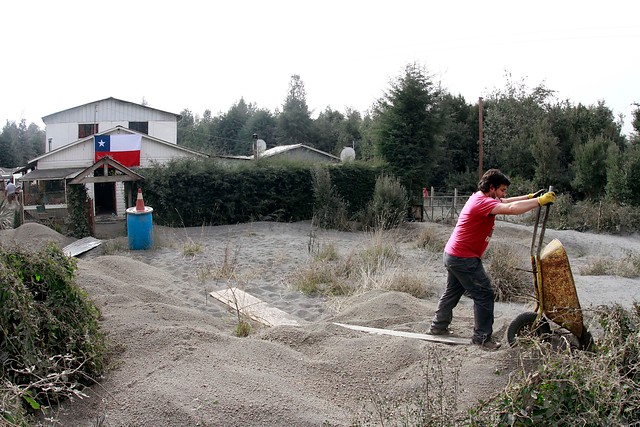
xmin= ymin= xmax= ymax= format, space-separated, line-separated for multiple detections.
xmin=469 ymin=304 xmax=640 ymax=426
xmin=311 ymin=167 xmax=350 ymax=231
xmin=326 ymin=161 xmax=381 ymax=217
xmin=0 ymin=243 xmax=106 ymax=415
xmin=361 ymin=174 xmax=408 ymax=230
xmin=548 ymin=196 xmax=640 ymax=233
xmin=66 ymin=184 xmax=91 ymax=238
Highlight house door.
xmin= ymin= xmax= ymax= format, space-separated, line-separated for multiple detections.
xmin=94 ymin=182 xmax=115 ymax=215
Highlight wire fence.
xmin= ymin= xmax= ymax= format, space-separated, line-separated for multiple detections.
xmin=418 ymin=187 xmax=520 ymax=223
xmin=422 ymin=188 xmax=470 ymax=222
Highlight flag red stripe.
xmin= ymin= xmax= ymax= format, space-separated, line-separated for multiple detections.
xmin=95 ymin=151 xmax=140 ymax=167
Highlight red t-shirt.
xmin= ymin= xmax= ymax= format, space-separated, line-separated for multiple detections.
xmin=444 ymin=191 xmax=501 ymax=258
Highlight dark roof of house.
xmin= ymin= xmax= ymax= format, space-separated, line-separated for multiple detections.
xmin=18 ymin=168 xmax=83 ymax=181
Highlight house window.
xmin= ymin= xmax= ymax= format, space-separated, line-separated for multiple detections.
xmin=129 ymin=121 xmax=148 ymax=134
xmin=78 ymin=123 xmax=98 ymax=138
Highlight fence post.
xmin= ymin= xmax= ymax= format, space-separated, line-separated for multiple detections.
xmin=453 ymin=188 xmax=458 ymax=218
xmin=430 ymin=186 xmax=435 ymax=222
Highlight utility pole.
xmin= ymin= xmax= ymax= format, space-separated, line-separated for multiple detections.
xmin=252 ymin=133 xmax=258 ymax=160
xmin=478 ymin=97 xmax=484 ymax=181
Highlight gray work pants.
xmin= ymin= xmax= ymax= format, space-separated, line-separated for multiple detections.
xmin=431 ymin=252 xmax=495 ymax=343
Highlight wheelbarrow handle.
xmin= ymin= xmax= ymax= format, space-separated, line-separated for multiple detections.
xmin=536 ymin=186 xmax=554 ymax=259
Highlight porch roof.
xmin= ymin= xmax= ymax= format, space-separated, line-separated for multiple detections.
xmin=19 ymin=168 xmax=83 ymax=181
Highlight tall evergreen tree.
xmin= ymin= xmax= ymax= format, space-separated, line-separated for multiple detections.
xmin=276 ymin=75 xmax=315 ymax=146
xmin=372 ymin=63 xmax=443 ymax=199
xmin=571 ymin=135 xmax=611 ymax=200
xmin=434 ymin=94 xmax=478 ymax=191
xmin=337 ymin=108 xmax=363 ymax=156
xmin=210 ymin=98 xmax=254 ymax=155
xmin=483 ymin=76 xmax=552 ymax=179
xmin=239 ymin=109 xmax=277 ymax=155
xmin=530 ymin=119 xmax=562 ymax=189
xmin=0 ymin=119 xmax=43 ymax=167
xmin=313 ymin=107 xmax=344 ymax=154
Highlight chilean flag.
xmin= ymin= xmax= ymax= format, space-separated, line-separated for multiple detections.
xmin=94 ymin=134 xmax=141 ymax=167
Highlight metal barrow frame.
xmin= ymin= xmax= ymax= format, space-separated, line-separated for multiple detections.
xmin=507 ymin=187 xmax=593 ymax=350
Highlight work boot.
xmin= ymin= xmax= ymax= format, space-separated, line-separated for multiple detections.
xmin=471 ymin=338 xmax=502 ymax=350
xmin=428 ymin=327 xmax=453 ymax=336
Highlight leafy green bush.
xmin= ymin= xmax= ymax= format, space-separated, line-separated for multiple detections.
xmin=361 ymin=174 xmax=408 ymax=230
xmin=0 ymin=243 xmax=106 ymax=417
xmin=470 ymin=304 xmax=640 ymax=426
xmin=326 ymin=161 xmax=381 ymax=216
xmin=66 ymin=184 xmax=91 ymax=238
xmin=311 ymin=167 xmax=350 ymax=230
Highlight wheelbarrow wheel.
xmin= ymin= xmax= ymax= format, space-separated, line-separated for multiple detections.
xmin=507 ymin=312 xmax=551 ymax=347
xmin=578 ymin=327 xmax=595 ymax=352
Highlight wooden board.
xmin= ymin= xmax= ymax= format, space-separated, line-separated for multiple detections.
xmin=333 ymin=322 xmax=471 ymax=345
xmin=62 ymin=236 xmax=102 ymax=257
xmin=210 ymin=287 xmax=301 ymax=327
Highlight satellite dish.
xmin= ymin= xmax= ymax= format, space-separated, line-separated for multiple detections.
xmin=340 ymin=147 xmax=356 ymax=162
xmin=256 ymin=139 xmax=266 ymax=156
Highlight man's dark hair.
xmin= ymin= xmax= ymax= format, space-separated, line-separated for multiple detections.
xmin=478 ymin=169 xmax=511 ymax=192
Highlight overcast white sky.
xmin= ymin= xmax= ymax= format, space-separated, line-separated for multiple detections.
xmin=2 ymin=0 xmax=639 ymax=135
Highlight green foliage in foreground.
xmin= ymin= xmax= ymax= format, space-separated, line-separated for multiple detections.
xmin=0 ymin=244 xmax=106 ymax=423
xmin=469 ymin=304 xmax=640 ymax=426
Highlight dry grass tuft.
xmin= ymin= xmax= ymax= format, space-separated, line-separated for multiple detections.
xmin=581 ymin=250 xmax=640 ymax=278
xmin=211 ymin=242 xmax=241 ymax=279
xmin=485 ymin=241 xmax=530 ymax=302
xmin=314 ymin=242 xmax=340 ymax=262
xmin=290 ymin=228 xmax=434 ymax=300
xmin=182 ymin=237 xmax=203 ymax=257
xmin=415 ymin=225 xmax=447 ymax=253
xmin=354 ymin=348 xmax=462 ymax=426
xmin=102 ymin=237 xmax=127 ymax=255
xmin=387 ymin=272 xmax=435 ymax=299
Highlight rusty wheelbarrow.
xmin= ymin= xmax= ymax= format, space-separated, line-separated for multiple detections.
xmin=506 ymin=187 xmax=594 ymax=350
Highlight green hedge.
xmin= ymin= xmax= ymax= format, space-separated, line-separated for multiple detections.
xmin=326 ymin=161 xmax=382 ymax=216
xmin=139 ymin=158 xmax=382 ymax=227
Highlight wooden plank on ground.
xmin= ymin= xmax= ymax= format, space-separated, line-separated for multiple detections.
xmin=210 ymin=287 xmax=301 ymax=327
xmin=62 ymin=236 xmax=102 ymax=257
xmin=333 ymin=322 xmax=470 ymax=345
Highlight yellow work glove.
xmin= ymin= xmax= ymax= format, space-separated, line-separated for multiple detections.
xmin=528 ymin=189 xmax=544 ymax=199
xmin=537 ymin=191 xmax=556 ymax=206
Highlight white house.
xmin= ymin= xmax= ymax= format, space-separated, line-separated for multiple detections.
xmin=18 ymin=98 xmax=207 ymax=222
xmin=42 ymin=97 xmax=180 ymax=152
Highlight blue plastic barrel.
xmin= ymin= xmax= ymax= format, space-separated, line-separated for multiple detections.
xmin=126 ymin=206 xmax=154 ymax=250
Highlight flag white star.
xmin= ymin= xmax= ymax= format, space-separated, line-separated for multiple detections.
xmin=98 ymin=140 xmax=106 ymax=147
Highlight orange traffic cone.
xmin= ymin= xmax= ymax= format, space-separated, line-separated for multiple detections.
xmin=135 ymin=188 xmax=145 ymax=211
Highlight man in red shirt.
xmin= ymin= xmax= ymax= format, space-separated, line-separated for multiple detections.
xmin=428 ymin=169 xmax=555 ymax=350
